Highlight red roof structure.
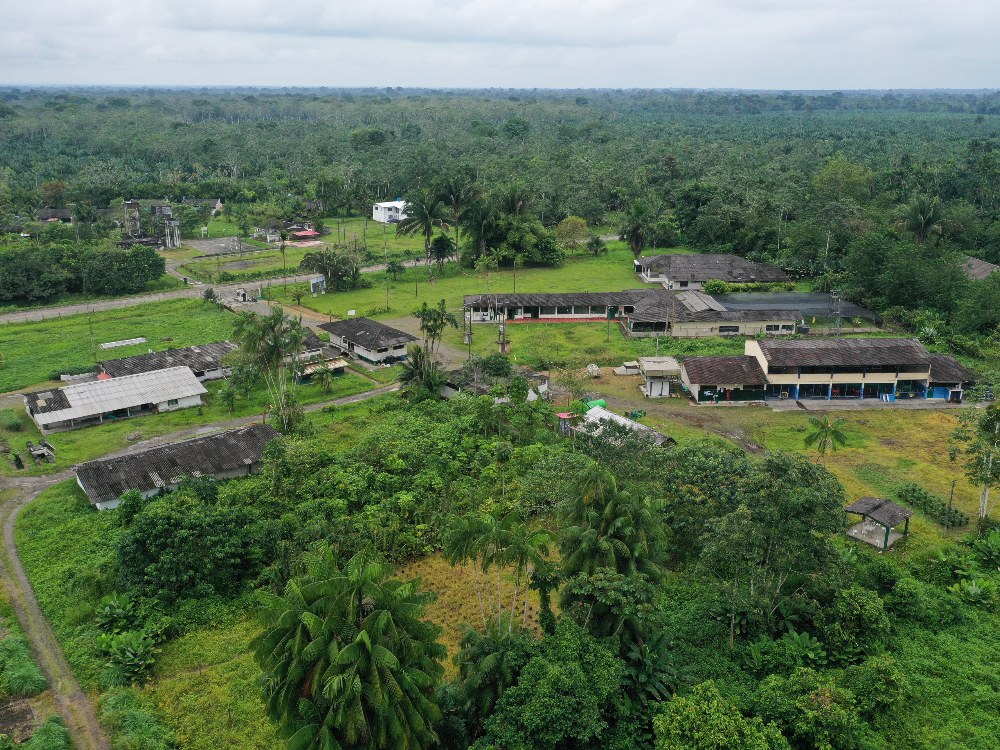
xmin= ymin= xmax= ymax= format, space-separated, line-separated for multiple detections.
xmin=292 ymin=229 xmax=320 ymax=238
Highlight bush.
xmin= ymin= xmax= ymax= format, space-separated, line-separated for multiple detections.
xmin=818 ymin=587 xmax=890 ymax=664
xmin=0 ymin=409 xmax=21 ymax=432
xmin=94 ymin=593 xmax=140 ymax=634
xmin=755 ymin=668 xmax=865 ymax=750
xmin=895 ymin=482 xmax=970 ymax=527
xmin=46 ymin=364 xmax=94 ymax=381
xmin=99 ymin=631 xmax=158 ymax=686
xmin=23 ymin=718 xmax=71 ymax=750
xmin=0 ymin=635 xmax=47 ymax=696
xmin=100 ymin=688 xmax=177 ymax=750
xmin=842 ymin=655 xmax=907 ymax=718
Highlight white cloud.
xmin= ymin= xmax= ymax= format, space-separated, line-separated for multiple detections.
xmin=0 ymin=0 xmax=998 ymax=88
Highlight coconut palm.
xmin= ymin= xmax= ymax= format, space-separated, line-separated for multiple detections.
xmin=312 ymin=367 xmax=339 ymax=394
xmin=253 ymin=548 xmax=446 ymax=750
xmin=804 ymin=415 xmax=849 ymax=463
xmin=439 ymin=176 xmax=479 ymax=259
xmin=232 ymin=308 xmax=308 ymax=432
xmin=385 ymin=260 xmax=405 ymax=281
xmin=397 ymin=190 xmax=449 ymax=264
xmin=900 ymin=194 xmax=944 ymax=244
xmin=557 ymin=465 xmax=668 ymax=582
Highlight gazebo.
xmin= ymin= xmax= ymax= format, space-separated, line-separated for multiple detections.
xmin=844 ymin=497 xmax=912 ymax=550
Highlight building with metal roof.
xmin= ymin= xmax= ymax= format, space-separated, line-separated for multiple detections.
xmin=463 ymin=289 xmax=799 ymax=339
xmin=98 ymin=342 xmax=238 ymax=381
xmin=24 ymin=367 xmax=207 ymax=431
xmin=318 ymin=317 xmax=416 ymax=363
xmin=75 ymin=424 xmax=279 ymax=509
xmin=633 ymin=253 xmax=789 ymax=288
xmin=679 ymin=338 xmax=978 ymax=404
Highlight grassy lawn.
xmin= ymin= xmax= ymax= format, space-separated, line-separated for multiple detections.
xmin=448 ymin=320 xmax=748 ymax=369
xmin=0 ymin=298 xmax=236 ymax=393
xmin=1 ymin=373 xmax=377 ymax=476
xmin=348 ymin=363 xmax=402 ymax=385
xmin=266 ymin=245 xmax=646 ymax=320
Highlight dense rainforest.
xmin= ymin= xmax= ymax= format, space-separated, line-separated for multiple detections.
xmin=2 ymin=87 xmax=1000 ymax=343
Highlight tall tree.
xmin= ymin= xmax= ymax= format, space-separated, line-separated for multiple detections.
xmin=620 ymin=199 xmax=656 ymax=258
xmin=253 ymin=548 xmax=446 ymax=750
xmin=440 ymin=176 xmax=479 ymax=259
xmin=803 ymin=415 xmax=849 ymax=464
xmin=951 ymin=402 xmax=1000 ymax=521
xmin=231 ymin=308 xmax=308 ymax=432
xmin=398 ymin=190 xmax=448 ymax=264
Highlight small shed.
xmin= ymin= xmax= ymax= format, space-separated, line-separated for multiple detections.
xmin=845 ymin=497 xmax=912 ymax=550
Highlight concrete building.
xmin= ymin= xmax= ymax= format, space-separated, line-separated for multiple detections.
xmin=463 ymin=290 xmax=799 ymax=339
xmin=679 ymin=338 xmax=977 ymax=404
xmin=372 ymin=200 xmax=408 ymax=223
xmin=679 ymin=356 xmax=768 ymax=403
xmin=75 ymin=424 xmax=279 ymax=510
xmin=633 ymin=253 xmax=789 ymax=289
xmin=24 ymin=367 xmax=207 ymax=432
xmin=639 ymin=357 xmax=681 ymax=397
xmin=318 ymin=317 xmax=416 ymax=363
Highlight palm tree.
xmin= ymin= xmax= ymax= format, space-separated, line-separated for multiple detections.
xmin=804 ymin=415 xmax=849 ymax=463
xmin=557 ymin=465 xmax=668 ymax=583
xmin=385 ymin=259 xmax=405 ymax=281
xmin=494 ymin=183 xmax=530 ymax=218
xmin=453 ymin=622 xmax=535 ymax=738
xmin=253 ymin=548 xmax=446 ymax=750
xmin=312 ymin=367 xmax=339 ymax=394
xmin=397 ymin=190 xmax=448 ymax=264
xmin=217 ymin=383 xmax=238 ymax=414
xmin=232 ymin=308 xmax=308 ymax=432
xmin=620 ymin=199 xmax=655 ymax=258
xmin=900 ymin=194 xmax=944 ymax=244
xmin=464 ymin=198 xmax=500 ymax=263
xmin=440 ymin=176 xmax=479 ymax=259
xmin=399 ymin=345 xmax=446 ymax=400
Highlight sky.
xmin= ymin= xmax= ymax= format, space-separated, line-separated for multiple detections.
xmin=1 ymin=0 xmax=998 ymax=89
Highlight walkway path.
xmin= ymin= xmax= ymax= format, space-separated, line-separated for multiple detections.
xmin=0 ymin=382 xmax=398 ymax=749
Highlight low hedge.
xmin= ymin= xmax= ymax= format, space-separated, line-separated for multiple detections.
xmin=895 ymin=481 xmax=970 ymax=528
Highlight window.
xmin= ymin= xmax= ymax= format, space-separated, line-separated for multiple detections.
xmin=719 ymin=325 xmax=740 ymax=334
xmin=679 ymin=281 xmax=689 ymax=288
xmin=541 ymin=306 xmax=557 ymax=315
xmin=590 ymin=305 xmax=605 ymax=315
xmin=166 ymin=399 xmax=178 ymax=406
xmin=557 ymin=305 xmax=572 ymax=315
xmin=781 ymin=324 xmax=794 ymax=331
xmin=765 ymin=325 xmax=780 ymax=332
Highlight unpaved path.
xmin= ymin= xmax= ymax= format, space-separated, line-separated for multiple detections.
xmin=0 ymin=382 xmax=398 ymax=749
xmin=0 ymin=474 xmax=108 ymax=750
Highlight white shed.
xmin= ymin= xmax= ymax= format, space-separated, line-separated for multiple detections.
xmin=372 ymin=200 xmax=408 ymax=223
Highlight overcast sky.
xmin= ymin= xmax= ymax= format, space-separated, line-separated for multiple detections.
xmin=1 ymin=0 xmax=998 ymax=89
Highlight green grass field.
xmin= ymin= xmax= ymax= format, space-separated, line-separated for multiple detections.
xmin=0 ymin=373 xmax=377 ymax=476
xmin=0 ymin=298 xmax=236 ymax=393
xmin=266 ymin=244 xmax=645 ymax=320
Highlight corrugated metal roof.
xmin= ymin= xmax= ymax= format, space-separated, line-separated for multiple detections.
xmin=635 ymin=253 xmax=789 ymax=282
xmin=99 ymin=342 xmax=237 ymax=378
xmin=26 ymin=367 xmax=207 ymax=427
xmin=756 ymin=338 xmax=931 ymax=368
xmin=318 ymin=317 xmax=416 ymax=350
xmin=680 ymin=356 xmax=767 ymax=386
xmin=75 ymin=424 xmax=279 ymax=504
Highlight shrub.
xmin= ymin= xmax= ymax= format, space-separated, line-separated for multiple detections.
xmin=0 ymin=409 xmax=21 ymax=432
xmin=99 ymin=631 xmax=158 ymax=686
xmin=842 ymin=655 xmax=908 ymax=718
xmin=743 ymin=630 xmax=828 ymax=676
xmin=23 ymin=718 xmax=71 ymax=750
xmin=0 ymin=635 xmax=47 ymax=696
xmin=895 ymin=482 xmax=970 ymax=527
xmin=756 ymin=668 xmax=865 ymax=750
xmin=94 ymin=593 xmax=139 ymax=634
xmin=100 ymin=688 xmax=177 ymax=750
xmin=818 ymin=587 xmax=890 ymax=664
